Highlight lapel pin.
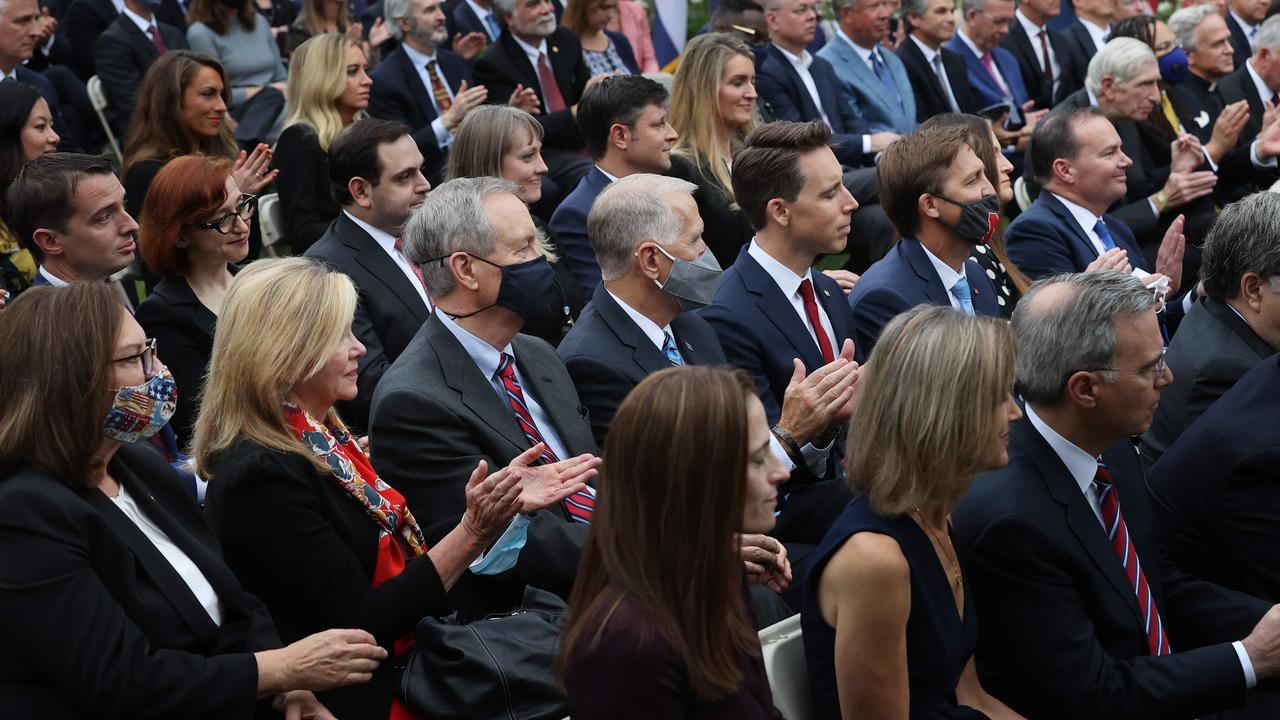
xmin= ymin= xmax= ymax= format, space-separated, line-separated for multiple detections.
xmin=823 ymin=289 xmax=831 ymax=297
xmin=551 ymin=45 xmax=559 ymax=53
xmin=685 ymin=341 xmax=694 ymax=352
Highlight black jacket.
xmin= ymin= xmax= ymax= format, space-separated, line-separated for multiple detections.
xmin=1000 ymin=19 xmax=1081 ymax=110
xmin=273 ymin=123 xmax=339 ymax=253
xmin=94 ymin=13 xmax=188 ymax=135
xmin=895 ymin=37 xmax=978 ymax=123
xmin=367 ymin=46 xmax=474 ymax=186
xmin=474 ymin=27 xmax=590 ymax=151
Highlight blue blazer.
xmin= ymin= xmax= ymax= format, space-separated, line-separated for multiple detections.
xmin=699 ymin=245 xmax=857 ymax=424
xmin=1005 ymin=191 xmax=1145 ymax=280
xmin=367 ymin=46 xmax=473 ymax=180
xmin=945 ymin=34 xmax=1031 ymax=111
xmin=756 ymin=44 xmax=871 ymax=167
xmin=846 ymin=237 xmax=999 ymax=361
xmin=816 ymin=35 xmax=916 ymax=134
xmin=548 ymin=165 xmax=611 ymax=303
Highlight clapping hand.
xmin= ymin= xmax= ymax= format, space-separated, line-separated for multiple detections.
xmin=452 ymin=31 xmax=488 ymax=61
xmin=1170 ymin=133 xmax=1205 ymax=174
xmin=1084 ymin=247 xmax=1132 ymax=274
xmin=1155 ymin=214 xmax=1186 ymax=297
xmin=505 ymin=443 xmax=601 ymax=513
xmin=460 ymin=460 xmax=523 ymax=542
xmin=776 ymin=339 xmax=860 ymax=446
xmin=232 ymin=144 xmax=278 ymax=195
xmin=508 ymin=83 xmax=541 ymax=114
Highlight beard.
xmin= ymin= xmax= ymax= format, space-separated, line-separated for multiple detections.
xmin=515 ymin=12 xmax=556 ymax=38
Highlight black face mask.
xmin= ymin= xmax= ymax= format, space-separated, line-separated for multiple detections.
xmin=432 ymin=253 xmax=558 ymax=325
xmin=933 ymin=193 xmax=1001 ymax=245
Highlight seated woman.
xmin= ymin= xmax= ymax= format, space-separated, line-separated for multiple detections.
xmin=564 ymin=0 xmax=639 ymax=77
xmin=447 ymin=105 xmax=584 ymax=346
xmin=0 ymin=80 xmax=60 ymax=298
xmin=136 ymin=155 xmax=254 ymax=447
xmin=607 ymin=0 xmax=658 ymax=73
xmin=668 ymin=33 xmax=758 ymax=267
xmin=559 ymin=366 xmax=790 ymax=718
xmin=275 ymin=33 xmax=373 ymax=252
xmin=0 ymin=282 xmax=388 ymax=718
xmin=194 ymin=257 xmax=600 ymax=719
xmin=803 ymin=305 xmax=1024 ymax=719
xmin=286 ymin=0 xmax=388 ymax=57
xmin=123 ymin=51 xmax=276 ymax=224
xmin=187 ymin=0 xmax=291 ymax=142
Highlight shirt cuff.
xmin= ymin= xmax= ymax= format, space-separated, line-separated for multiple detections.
xmin=861 ymin=135 xmax=871 ymax=154
xmin=1234 ymin=640 xmax=1258 ymax=689
xmin=1148 ymin=198 xmax=1160 ymax=218
xmin=431 ymin=116 xmax=453 ymax=149
xmin=1181 ymin=289 xmax=1195 ymax=315
xmin=769 ymin=433 xmax=796 ymax=471
xmin=1251 ymin=140 xmax=1278 ymax=168
xmin=1201 ymin=148 xmax=1219 ymax=172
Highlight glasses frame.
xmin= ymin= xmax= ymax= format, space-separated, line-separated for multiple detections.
xmin=193 ymin=193 xmax=259 ymax=235
xmin=113 ymin=337 xmax=159 ymax=377
xmin=1087 ymin=346 xmax=1168 ymax=379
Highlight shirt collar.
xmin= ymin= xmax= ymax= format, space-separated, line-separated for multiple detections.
xmin=746 ymin=237 xmax=812 ymax=300
xmin=120 ymin=5 xmax=155 ymax=34
xmin=465 ymin=0 xmax=492 ymax=21
xmin=1085 ymin=85 xmax=1101 ymax=107
xmin=774 ymin=42 xmax=812 ymax=70
xmin=435 ymin=306 xmax=514 ymax=379
xmin=909 ymin=34 xmax=938 ymax=62
xmin=1024 ymin=404 xmax=1101 ymax=499
xmin=1079 ymin=17 xmax=1110 ymax=45
xmin=37 ymin=265 xmax=69 ymax=287
xmin=111 ymin=0 xmax=125 ymax=12
xmin=512 ymin=33 xmax=549 ymax=68
xmin=1015 ymin=8 xmax=1045 ymax=36
xmin=0 ymin=67 xmax=17 ymax=82
xmin=1247 ymin=58 xmax=1274 ymax=102
xmin=400 ymin=41 xmax=437 ymax=69
xmin=919 ymin=242 xmax=965 ymax=292
xmin=955 ymin=28 xmax=984 ymax=58
xmin=342 ymin=210 xmax=399 ymax=256
xmin=836 ymin=27 xmax=879 ymax=64
xmin=605 ymin=287 xmax=671 ymax=350
xmin=1231 ymin=9 xmax=1258 ymax=35
xmin=594 ymin=164 xmax=620 ymax=183
xmin=1047 ymin=190 xmax=1104 ymax=236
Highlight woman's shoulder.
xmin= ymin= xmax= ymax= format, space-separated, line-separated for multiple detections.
xmin=209 ymin=438 xmax=313 ymax=484
xmin=135 ymin=278 xmax=195 ymax=321
xmin=579 ymin=591 xmax=677 ymax=659
xmin=277 ymin=121 xmax=320 ymax=147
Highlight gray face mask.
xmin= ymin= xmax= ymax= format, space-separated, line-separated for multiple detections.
xmin=650 ymin=244 xmax=723 ymax=311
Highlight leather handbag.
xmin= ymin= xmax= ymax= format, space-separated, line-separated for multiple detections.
xmin=399 ymin=586 xmax=569 ymax=720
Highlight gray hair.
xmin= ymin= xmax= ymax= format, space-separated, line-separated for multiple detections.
xmin=492 ymin=0 xmax=516 ymax=16
xmin=1256 ymin=14 xmax=1280 ymax=53
xmin=1086 ymin=37 xmax=1157 ymax=96
xmin=402 ymin=176 xmax=522 ymax=297
xmin=961 ymin=0 xmax=991 ymax=17
xmin=831 ymin=0 xmax=862 ymax=12
xmin=1201 ymin=192 xmax=1280 ymax=301
xmin=588 ymin=174 xmax=698 ymax=281
xmin=383 ymin=0 xmax=413 ymax=40
xmin=1167 ymin=4 xmax=1218 ymax=53
xmin=1011 ymin=271 xmax=1155 ymax=404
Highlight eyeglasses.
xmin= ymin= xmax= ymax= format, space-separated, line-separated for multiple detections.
xmin=194 ymin=194 xmax=258 ymax=234
xmin=114 ymin=337 xmax=158 ymax=376
xmin=1089 ymin=346 xmax=1168 ymax=379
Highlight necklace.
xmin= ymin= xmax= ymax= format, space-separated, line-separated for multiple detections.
xmin=914 ymin=507 xmax=963 ymax=590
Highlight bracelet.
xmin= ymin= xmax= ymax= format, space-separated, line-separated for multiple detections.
xmin=771 ymin=425 xmax=804 ymax=465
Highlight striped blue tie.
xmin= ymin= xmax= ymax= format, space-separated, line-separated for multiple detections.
xmin=662 ymin=331 xmax=684 ymax=366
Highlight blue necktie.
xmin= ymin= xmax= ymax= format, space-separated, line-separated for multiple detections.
xmin=1093 ymin=219 xmax=1117 ymax=251
xmin=484 ymin=13 xmax=501 ymax=40
xmin=662 ymin=331 xmax=684 ymax=366
xmin=952 ymin=275 xmax=975 ymax=316
xmin=870 ymin=49 xmax=904 ymax=113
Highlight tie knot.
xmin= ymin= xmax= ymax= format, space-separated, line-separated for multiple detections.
xmin=1093 ymin=461 xmax=1113 ymax=489
xmin=497 ymin=352 xmax=516 ymax=379
xmin=952 ymin=275 xmax=970 ymax=292
xmin=799 ymin=277 xmax=816 ymax=301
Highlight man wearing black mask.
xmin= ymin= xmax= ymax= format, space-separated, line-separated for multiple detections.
xmin=848 ymin=123 xmax=1003 ymax=358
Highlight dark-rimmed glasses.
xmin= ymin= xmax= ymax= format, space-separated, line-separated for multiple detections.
xmin=114 ymin=337 xmax=158 ymax=376
xmin=194 ymin=194 xmax=258 ymax=234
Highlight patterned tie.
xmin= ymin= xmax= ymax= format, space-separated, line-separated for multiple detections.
xmin=869 ymin=49 xmax=905 ymax=113
xmin=980 ymin=52 xmax=1010 ymax=98
xmin=147 ymin=23 xmax=167 ymax=53
xmin=1093 ymin=219 xmax=1118 ymax=251
xmin=1037 ymin=29 xmax=1053 ymax=96
xmin=484 ymin=12 xmax=501 ymax=40
xmin=536 ymin=52 xmax=567 ymax=113
xmin=661 ymin=331 xmax=684 ymax=366
xmin=951 ymin=275 xmax=976 ymax=316
xmin=425 ymin=60 xmax=452 ymax=112
xmin=495 ymin=353 xmax=595 ymax=523
xmin=798 ymin=278 xmax=836 ymax=364
xmin=1094 ymin=462 xmax=1171 ymax=656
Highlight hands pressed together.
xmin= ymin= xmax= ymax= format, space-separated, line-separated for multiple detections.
xmin=461 ymin=443 xmax=603 ymax=543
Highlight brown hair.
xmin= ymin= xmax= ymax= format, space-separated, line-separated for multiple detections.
xmin=878 ymin=124 xmax=971 ymax=238
xmin=187 ymin=0 xmax=257 ymax=34
xmin=0 ymin=283 xmax=123 ymax=489
xmin=562 ymin=0 xmax=600 ymax=35
xmin=846 ymin=305 xmax=1016 ymax=516
xmin=558 ymin=366 xmax=761 ymax=700
xmin=294 ymin=0 xmax=352 ymax=38
xmin=732 ymin=119 xmax=834 ymax=230
xmin=6 ymin=153 xmax=116 ymax=262
xmin=139 ymin=155 xmax=233 ymax=278
xmin=124 ymin=52 xmax=238 ymax=181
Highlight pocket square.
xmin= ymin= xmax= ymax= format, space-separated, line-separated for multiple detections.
xmin=1194 ymin=111 xmax=1209 ymax=129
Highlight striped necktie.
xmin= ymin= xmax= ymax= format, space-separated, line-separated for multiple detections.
xmin=661 ymin=331 xmax=684 ymax=366
xmin=1095 ymin=462 xmax=1171 ymax=656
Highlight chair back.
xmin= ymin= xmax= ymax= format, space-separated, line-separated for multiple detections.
xmin=86 ymin=76 xmax=123 ymax=165
xmin=257 ymin=192 xmax=284 ymax=256
xmin=759 ymin=614 xmax=813 ymax=720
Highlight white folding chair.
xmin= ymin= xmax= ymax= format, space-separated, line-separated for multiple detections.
xmin=257 ymin=192 xmax=285 ymax=257
xmin=1013 ymin=175 xmax=1032 ymax=212
xmin=86 ymin=76 xmax=123 ymax=165
xmin=759 ymin=614 xmax=813 ymax=720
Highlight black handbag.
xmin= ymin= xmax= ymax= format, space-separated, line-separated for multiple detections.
xmin=399 ymin=586 xmax=569 ymax=720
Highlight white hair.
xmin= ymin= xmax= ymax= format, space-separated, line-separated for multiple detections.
xmin=383 ymin=0 xmax=413 ymax=40
xmin=587 ymin=174 xmax=698 ymax=281
xmin=1086 ymin=37 xmax=1157 ymax=96
xmin=1167 ymin=4 xmax=1218 ymax=53
xmin=1256 ymin=14 xmax=1280 ymax=53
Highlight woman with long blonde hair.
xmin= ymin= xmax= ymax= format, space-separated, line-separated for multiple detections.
xmin=668 ymin=32 xmax=758 ymax=266
xmin=274 ymin=33 xmax=372 ymax=252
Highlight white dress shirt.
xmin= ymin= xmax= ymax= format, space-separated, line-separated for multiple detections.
xmin=1023 ymin=404 xmax=1256 ymax=686
xmin=400 ymin=42 xmax=455 ymax=149
xmin=121 ymin=5 xmax=157 ymax=36
xmin=1245 ymin=59 xmax=1280 ymax=168
xmin=343 ymin=211 xmax=431 ymax=307
xmin=464 ymin=0 xmax=500 ymax=40
xmin=605 ymin=288 xmax=674 ymax=351
xmin=1015 ymin=8 xmax=1060 ymax=96
xmin=909 ymin=35 xmax=961 ymax=114
xmin=1079 ymin=17 xmax=1111 ymax=54
xmin=37 ymin=266 xmax=68 ymax=286
xmin=920 ymin=243 xmax=965 ymax=310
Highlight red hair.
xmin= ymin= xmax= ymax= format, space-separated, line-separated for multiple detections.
xmin=139 ymin=155 xmax=232 ymax=278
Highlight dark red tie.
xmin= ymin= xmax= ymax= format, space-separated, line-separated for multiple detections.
xmin=1095 ymin=462 xmax=1170 ymax=656
xmin=536 ymin=52 xmax=567 ymax=114
xmin=147 ymin=23 xmax=167 ymax=53
xmin=799 ymin=278 xmax=836 ymax=364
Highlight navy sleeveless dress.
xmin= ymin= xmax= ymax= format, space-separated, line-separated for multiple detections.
xmin=801 ymin=497 xmax=987 ymax=720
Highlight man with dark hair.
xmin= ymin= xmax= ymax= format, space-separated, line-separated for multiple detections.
xmin=7 ymin=153 xmax=136 ymax=287
xmin=303 ymin=119 xmax=432 ymax=433
xmin=1140 ymin=191 xmax=1280 ymax=464
xmin=708 ymin=0 xmax=769 ymax=47
xmin=549 ymin=74 xmax=675 ymax=299
xmin=846 ymin=124 xmax=1002 ymax=359
xmin=93 ymin=0 xmax=189 ymax=137
xmin=896 ymin=0 xmax=979 ymax=121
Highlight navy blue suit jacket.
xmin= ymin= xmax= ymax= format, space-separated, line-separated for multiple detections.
xmin=1004 ymin=191 xmax=1145 ymax=280
xmin=945 ymin=34 xmax=1031 ymax=110
xmin=447 ymin=0 xmax=498 ymax=43
xmin=367 ymin=46 xmax=473 ymax=181
xmin=699 ymin=245 xmax=856 ymax=424
xmin=846 ymin=237 xmax=999 ymax=362
xmin=548 ymin=165 xmax=610 ymax=303
xmin=1224 ymin=13 xmax=1254 ymax=77
xmin=755 ymin=44 xmax=870 ymax=167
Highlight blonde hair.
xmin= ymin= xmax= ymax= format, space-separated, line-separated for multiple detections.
xmin=283 ymin=34 xmax=366 ymax=151
xmin=191 ymin=257 xmax=359 ymax=479
xmin=845 ymin=305 xmax=1016 ymax=516
xmin=670 ymin=33 xmax=757 ymax=197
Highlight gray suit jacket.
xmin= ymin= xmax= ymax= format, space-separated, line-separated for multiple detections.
xmin=817 ymin=34 xmax=917 ymax=134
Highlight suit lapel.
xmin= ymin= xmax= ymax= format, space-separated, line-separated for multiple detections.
xmin=813 ymin=273 xmax=853 ymax=346
xmin=591 ymin=285 xmax=673 ymax=376
xmin=837 ymin=41 xmax=895 ymax=113
xmin=428 ymin=315 xmax=532 ymax=453
xmin=339 ymin=214 xmax=430 ymax=323
xmin=769 ymin=47 xmax=823 ymax=120
xmin=121 ymin=18 xmax=162 ymax=60
xmin=1041 ymin=192 xmax=1102 ymax=261
xmin=965 ymin=261 xmax=999 ymax=316
xmin=499 ymin=31 xmax=543 ymax=106
xmin=900 ymin=238 xmax=954 ymax=306
xmin=1205 ymin=297 xmax=1277 ymax=360
xmin=396 ymin=48 xmax=439 ymax=122
xmin=901 ymin=40 xmax=947 ymax=104
xmin=737 ymin=250 xmax=826 ymax=372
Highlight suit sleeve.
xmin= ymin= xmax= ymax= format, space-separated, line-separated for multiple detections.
xmin=1183 ymin=355 xmax=1257 ymax=430
xmin=273 ymin=126 xmax=335 ymax=253
xmin=367 ymin=69 xmax=446 ymax=170
xmin=548 ymin=200 xmax=600 ymax=303
xmin=0 ymin=487 xmax=260 ymax=719
xmin=562 ymin=354 xmax=632 ymax=448
xmin=966 ymin=514 xmax=1247 ymax=720
xmin=847 ymin=285 xmax=910 ymax=363
xmin=1005 ymin=215 xmax=1085 ymax=279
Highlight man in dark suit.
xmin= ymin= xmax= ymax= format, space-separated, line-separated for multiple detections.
xmin=1140 ymin=192 xmax=1280 ymax=465
xmin=61 ymin=0 xmax=184 ymax=81
xmin=474 ymin=0 xmax=598 ymax=202
xmin=1002 ymin=0 xmax=1082 ymax=110
xmin=1217 ymin=16 xmax=1280 ymax=166
xmin=947 ymin=0 xmax=1032 ymax=111
xmin=1059 ymin=0 xmax=1112 ymax=66
xmin=848 ymin=123 xmax=1001 ymax=359
xmin=1226 ymin=0 xmax=1267 ymax=72
xmin=953 ymin=270 xmax=1280 ymax=720
xmin=304 ymin=120 xmax=432 ymax=434
xmin=1 ymin=0 xmax=79 ymax=151
xmin=369 ymin=176 xmax=600 ymax=607
xmin=93 ymin=0 xmax=188 ymax=137
xmin=370 ymin=0 xmax=492 ymax=184
xmin=897 ymin=0 xmax=978 ymax=121
xmin=549 ymin=75 xmax=675 ymax=301
xmin=447 ymin=0 xmax=502 ymax=44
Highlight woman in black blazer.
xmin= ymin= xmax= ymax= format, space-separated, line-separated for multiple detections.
xmin=193 ymin=258 xmax=601 ymax=719
xmin=137 ymin=155 xmax=255 ymax=447
xmin=0 ymin=282 xmax=387 ymax=719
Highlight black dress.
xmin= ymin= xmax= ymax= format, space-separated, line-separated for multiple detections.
xmin=969 ymin=243 xmax=1020 ymax=318
xmin=802 ymin=496 xmax=987 ymax=720
xmin=667 ymin=153 xmax=755 ymax=269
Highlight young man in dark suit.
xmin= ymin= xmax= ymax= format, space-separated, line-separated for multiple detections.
xmin=303 ymin=120 xmax=432 ymax=434
xmin=847 ymin=123 xmax=1001 ymax=358
xmin=1001 ymin=0 xmax=1081 ymax=110
xmin=1226 ymin=0 xmax=1267 ymax=72
xmin=61 ymin=0 xmax=184 ymax=81
xmin=953 ymin=269 xmax=1280 ymax=719
xmin=1059 ymin=0 xmax=1112 ymax=66
xmin=94 ymin=0 xmax=188 ymax=136
xmin=896 ymin=0 xmax=978 ymax=122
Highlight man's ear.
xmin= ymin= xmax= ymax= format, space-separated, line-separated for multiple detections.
xmin=449 ymin=252 xmax=481 ymax=291
xmin=917 ymin=192 xmax=942 ymax=221
xmin=30 ymin=228 xmax=63 ymax=258
xmin=347 ymin=177 xmax=374 ymax=209
xmin=1240 ymin=272 xmax=1266 ymax=313
xmin=608 ymin=122 xmax=630 ymax=152
xmin=1052 ymin=157 xmax=1075 ymax=185
xmin=1064 ymin=370 xmax=1101 ymax=409
xmin=765 ymin=197 xmax=790 ymax=226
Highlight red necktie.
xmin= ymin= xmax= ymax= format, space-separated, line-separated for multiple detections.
xmin=799 ymin=278 xmax=836 ymax=364
xmin=536 ymin=52 xmax=567 ymax=114
xmin=496 ymin=353 xmax=594 ymax=523
xmin=1095 ymin=463 xmax=1170 ymax=656
xmin=393 ymin=237 xmax=433 ymax=307
xmin=147 ymin=23 xmax=167 ymax=53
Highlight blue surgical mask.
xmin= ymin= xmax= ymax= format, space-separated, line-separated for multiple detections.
xmin=1159 ymin=47 xmax=1189 ymax=85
